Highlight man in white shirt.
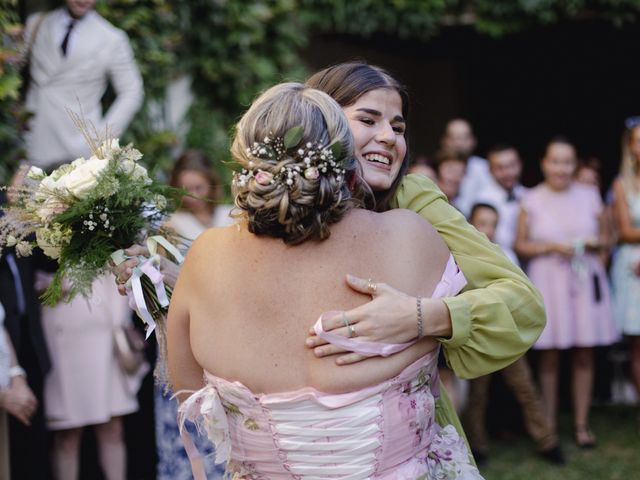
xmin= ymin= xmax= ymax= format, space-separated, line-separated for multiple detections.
xmin=23 ymin=0 xmax=143 ymax=171
xmin=475 ymin=144 xmax=527 ymax=263
xmin=441 ymin=118 xmax=493 ymax=216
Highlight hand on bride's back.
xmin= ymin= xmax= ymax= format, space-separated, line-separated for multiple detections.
xmin=305 ymin=275 xmax=418 ymax=365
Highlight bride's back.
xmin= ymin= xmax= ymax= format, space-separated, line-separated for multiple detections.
xmin=177 ymin=206 xmax=448 ymax=394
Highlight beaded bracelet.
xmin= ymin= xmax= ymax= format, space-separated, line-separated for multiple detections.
xmin=417 ymin=297 xmax=424 ymax=339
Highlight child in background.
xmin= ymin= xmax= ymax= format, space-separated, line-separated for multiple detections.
xmin=464 ymin=203 xmax=565 ymax=466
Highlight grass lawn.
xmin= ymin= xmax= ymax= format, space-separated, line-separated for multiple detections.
xmin=479 ymin=406 xmax=639 ymax=480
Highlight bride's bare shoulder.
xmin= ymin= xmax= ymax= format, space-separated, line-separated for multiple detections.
xmin=380 ymin=208 xmax=448 ymax=254
xmin=181 ymin=225 xmax=240 ymax=267
xmin=379 ymin=208 xmax=441 ymax=244
xmin=341 ymin=208 xmax=447 ymax=259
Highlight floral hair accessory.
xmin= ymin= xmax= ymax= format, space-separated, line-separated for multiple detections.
xmin=254 ymin=170 xmax=274 ymax=185
xmin=233 ymin=125 xmax=346 ymax=189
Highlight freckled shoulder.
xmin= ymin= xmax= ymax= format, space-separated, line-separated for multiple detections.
xmin=181 ymin=226 xmax=234 ymax=273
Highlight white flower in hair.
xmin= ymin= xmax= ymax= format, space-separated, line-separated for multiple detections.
xmin=232 ymin=125 xmax=345 ymax=190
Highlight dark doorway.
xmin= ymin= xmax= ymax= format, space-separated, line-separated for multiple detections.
xmin=304 ymin=19 xmax=640 ymax=190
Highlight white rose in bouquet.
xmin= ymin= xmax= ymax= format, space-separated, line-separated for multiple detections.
xmin=35 ymin=162 xmax=78 ymax=199
xmin=64 ymin=157 xmax=109 ymax=199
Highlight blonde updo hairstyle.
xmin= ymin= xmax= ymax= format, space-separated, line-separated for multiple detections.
xmin=231 ymin=82 xmax=360 ymax=244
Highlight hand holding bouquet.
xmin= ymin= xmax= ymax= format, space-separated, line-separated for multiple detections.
xmin=0 ymin=118 xmax=181 ymax=335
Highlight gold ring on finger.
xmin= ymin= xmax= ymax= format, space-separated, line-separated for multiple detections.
xmin=348 ymin=325 xmax=356 ymax=338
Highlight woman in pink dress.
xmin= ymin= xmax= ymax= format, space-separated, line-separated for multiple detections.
xmin=169 ymin=82 xmax=481 ymax=479
xmin=41 ymin=275 xmax=147 ymax=480
xmin=515 ymin=137 xmax=618 ymax=448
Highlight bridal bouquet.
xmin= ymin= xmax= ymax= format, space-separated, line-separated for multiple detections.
xmin=0 ymin=120 xmax=181 ymax=334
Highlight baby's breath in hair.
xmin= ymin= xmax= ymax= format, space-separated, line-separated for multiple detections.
xmin=233 ymin=126 xmax=345 ymax=190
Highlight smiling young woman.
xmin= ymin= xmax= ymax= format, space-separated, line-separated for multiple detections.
xmin=342 ymin=88 xmax=407 ymax=192
xmin=305 ymin=62 xmax=546 ymax=442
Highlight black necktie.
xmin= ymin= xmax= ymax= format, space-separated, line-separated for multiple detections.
xmin=5 ymin=253 xmax=26 ymax=316
xmin=506 ymin=190 xmax=517 ymax=202
xmin=60 ymin=20 xmax=75 ymax=56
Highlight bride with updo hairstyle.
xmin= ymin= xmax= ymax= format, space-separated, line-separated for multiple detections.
xmin=230 ymin=83 xmax=366 ymax=244
xmin=168 ymin=82 xmax=481 ymax=479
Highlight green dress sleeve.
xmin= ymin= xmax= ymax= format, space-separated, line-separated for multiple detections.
xmin=391 ymin=174 xmax=546 ymax=379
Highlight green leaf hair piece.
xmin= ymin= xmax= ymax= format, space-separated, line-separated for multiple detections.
xmin=283 ymin=125 xmax=304 ymax=149
xmin=329 ymin=140 xmax=342 ymax=160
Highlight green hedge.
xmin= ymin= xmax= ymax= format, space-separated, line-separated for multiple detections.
xmin=1 ymin=0 xmax=638 ymax=184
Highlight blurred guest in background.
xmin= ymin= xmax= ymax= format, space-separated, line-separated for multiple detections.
xmin=435 ymin=148 xmax=467 ymax=209
xmin=153 ymin=150 xmax=231 ymax=480
xmin=475 ymin=145 xmax=527 ymax=264
xmin=1 ymin=173 xmax=53 ymax=480
xmin=408 ymin=153 xmax=437 ymax=182
xmin=1 ymin=302 xmax=39 ymax=478
xmin=515 ymin=137 xmax=619 ymax=448
xmin=610 ymin=117 xmax=640 ymax=407
xmin=441 ymin=118 xmax=492 ymax=216
xmin=23 ymin=0 xmax=143 ymax=172
xmin=575 ymin=157 xmax=602 ymax=188
xmin=39 ymin=273 xmax=147 ymax=480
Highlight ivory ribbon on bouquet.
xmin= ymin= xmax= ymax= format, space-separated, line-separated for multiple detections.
xmin=111 ymin=236 xmax=184 ymax=339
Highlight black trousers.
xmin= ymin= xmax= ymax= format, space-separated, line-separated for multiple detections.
xmin=9 ymin=315 xmax=52 ymax=480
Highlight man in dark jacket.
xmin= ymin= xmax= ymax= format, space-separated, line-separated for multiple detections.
xmin=1 ymin=190 xmax=54 ymax=479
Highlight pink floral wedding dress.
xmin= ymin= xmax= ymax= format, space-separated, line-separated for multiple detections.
xmin=179 ymin=255 xmax=483 ymax=479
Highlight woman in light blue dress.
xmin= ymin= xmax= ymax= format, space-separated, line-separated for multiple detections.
xmin=155 ymin=151 xmax=230 ymax=479
xmin=611 ymin=117 xmax=640 ymax=404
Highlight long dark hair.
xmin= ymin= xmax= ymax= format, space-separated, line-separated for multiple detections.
xmin=306 ymin=62 xmax=410 ymax=212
